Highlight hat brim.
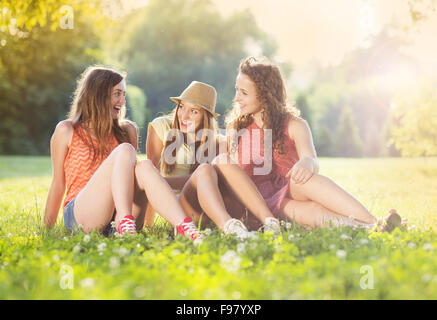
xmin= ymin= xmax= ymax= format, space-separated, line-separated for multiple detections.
xmin=170 ymin=97 xmax=220 ymax=118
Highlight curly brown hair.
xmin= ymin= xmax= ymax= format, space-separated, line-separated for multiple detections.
xmin=226 ymin=56 xmax=299 ymax=154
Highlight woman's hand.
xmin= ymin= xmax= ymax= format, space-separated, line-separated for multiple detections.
xmin=286 ymin=156 xmax=315 ymax=185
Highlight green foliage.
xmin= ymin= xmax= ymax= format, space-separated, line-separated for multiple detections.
xmin=389 ymin=78 xmax=437 ymax=157
xmin=0 ymin=0 xmax=110 ymax=31
xmin=300 ymin=29 xmax=415 ymax=157
xmin=109 ymin=0 xmax=278 ymax=127
xmin=1 ymin=156 xmax=437 ymax=299
xmin=126 ymin=85 xmax=150 ymax=153
xmin=336 ymin=107 xmax=364 ymax=157
xmin=0 ymin=2 xmax=109 ymax=154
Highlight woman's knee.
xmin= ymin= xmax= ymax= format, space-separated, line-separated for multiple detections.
xmin=135 ymin=159 xmax=155 ymax=175
xmin=194 ymin=163 xmax=217 ymax=180
xmin=211 ymin=153 xmax=232 ymax=166
xmin=114 ymin=142 xmax=137 ymax=164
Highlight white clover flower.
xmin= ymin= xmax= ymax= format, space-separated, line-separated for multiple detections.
xmin=52 ymin=254 xmax=60 ymax=262
xmin=193 ymin=238 xmax=203 ymax=246
xmin=80 ymin=278 xmax=94 ymax=288
xmin=109 ymin=257 xmax=120 ymax=269
xmin=422 ymin=274 xmax=432 ymax=283
xmin=329 ymin=244 xmax=336 ymax=250
xmin=360 ymin=239 xmax=369 ymax=245
xmin=248 ymin=232 xmax=258 ymax=240
xmin=336 ymin=249 xmax=347 ymax=259
xmin=237 ymin=243 xmax=246 ymax=254
xmin=220 ymin=250 xmax=241 ymax=273
xmin=408 ymin=242 xmax=417 ymax=249
xmin=274 ymin=243 xmax=282 ymax=253
xmin=97 ymin=243 xmax=107 ymax=252
xmin=118 ymin=247 xmax=128 ymax=257
xmin=423 ymin=243 xmax=434 ymax=251
xmin=134 ymin=286 xmax=146 ymax=298
xmin=232 ymin=291 xmax=241 ymax=299
xmin=83 ymin=234 xmax=91 ymax=243
xmin=63 ymin=237 xmax=69 ymax=241
xmin=73 ymin=245 xmax=81 ymax=253
xmin=340 ymin=234 xmax=352 ymax=240
xmin=285 ymin=222 xmax=292 ymax=230
xmin=7 ymin=233 xmax=12 ymax=238
xmin=288 ymin=234 xmax=295 ymax=241
xmin=203 ymin=228 xmax=212 ymax=236
xmin=172 ymin=249 xmax=181 ymax=256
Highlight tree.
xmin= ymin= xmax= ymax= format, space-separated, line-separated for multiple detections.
xmin=389 ymin=78 xmax=437 ymax=157
xmin=335 ymin=107 xmax=364 ymax=157
xmin=314 ymin=125 xmax=335 ymax=157
xmin=126 ymin=85 xmax=150 ymax=153
xmin=0 ymin=2 xmax=105 ymax=154
xmin=109 ymin=0 xmax=279 ymax=128
xmin=294 ymin=93 xmax=312 ymax=129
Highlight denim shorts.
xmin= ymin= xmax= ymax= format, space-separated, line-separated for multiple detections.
xmin=64 ymin=198 xmax=79 ymax=232
xmin=63 ymin=197 xmax=116 ymax=236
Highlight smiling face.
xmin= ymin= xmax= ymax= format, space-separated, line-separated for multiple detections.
xmin=176 ymin=100 xmax=205 ymax=133
xmin=110 ymin=80 xmax=126 ymax=119
xmin=235 ymin=72 xmax=262 ymax=116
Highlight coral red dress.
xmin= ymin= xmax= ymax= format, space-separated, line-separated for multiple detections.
xmin=237 ymin=116 xmax=299 ymax=217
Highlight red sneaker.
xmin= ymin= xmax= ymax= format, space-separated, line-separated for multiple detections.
xmin=175 ymin=217 xmax=201 ymax=240
xmin=117 ymin=215 xmax=136 ymax=235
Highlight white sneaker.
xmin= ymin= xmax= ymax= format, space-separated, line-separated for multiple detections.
xmin=262 ymin=217 xmax=281 ymax=234
xmin=223 ymin=219 xmax=250 ymax=240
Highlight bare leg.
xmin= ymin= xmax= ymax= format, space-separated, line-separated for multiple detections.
xmin=131 ymin=173 xmax=148 ymax=230
xmin=280 ymin=198 xmax=374 ymax=229
xmin=134 ymin=159 xmax=189 ymax=226
xmin=289 ymin=173 xmax=377 ymax=224
xmin=74 ymin=143 xmax=136 ymax=233
xmin=179 ymin=164 xmax=232 ymax=229
xmin=212 ymin=153 xmax=275 ymax=224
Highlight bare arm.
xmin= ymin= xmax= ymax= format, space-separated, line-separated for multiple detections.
xmin=44 ymin=121 xmax=72 ymax=228
xmin=121 ymin=120 xmax=139 ymax=151
xmin=287 ymin=118 xmax=320 ymax=184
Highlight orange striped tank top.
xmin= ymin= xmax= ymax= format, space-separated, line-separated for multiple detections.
xmin=63 ymin=125 xmax=119 ymax=209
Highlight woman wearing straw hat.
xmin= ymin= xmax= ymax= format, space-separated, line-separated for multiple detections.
xmin=146 ymin=81 xmax=281 ymax=238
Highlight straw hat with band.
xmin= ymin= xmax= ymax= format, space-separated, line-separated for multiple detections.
xmin=170 ymin=81 xmax=220 ymax=118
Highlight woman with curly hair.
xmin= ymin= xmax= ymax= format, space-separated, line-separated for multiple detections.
xmin=221 ymin=56 xmax=401 ymax=230
xmin=146 ymin=81 xmax=281 ymax=238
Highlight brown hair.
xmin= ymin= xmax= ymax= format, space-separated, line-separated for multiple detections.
xmin=68 ymin=66 xmax=132 ymax=166
xmin=226 ymin=56 xmax=299 ymax=154
xmin=161 ymin=102 xmax=219 ymax=175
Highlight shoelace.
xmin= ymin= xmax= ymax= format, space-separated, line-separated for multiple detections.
xmin=180 ymin=221 xmax=200 ymax=240
xmin=118 ymin=216 xmax=136 ymax=235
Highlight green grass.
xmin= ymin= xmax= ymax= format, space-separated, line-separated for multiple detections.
xmin=0 ymin=156 xmax=437 ymax=299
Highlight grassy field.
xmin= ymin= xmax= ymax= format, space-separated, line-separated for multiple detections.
xmin=0 ymin=156 xmax=437 ymax=299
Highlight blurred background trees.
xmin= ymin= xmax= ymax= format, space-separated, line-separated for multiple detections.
xmin=1 ymin=0 xmax=436 ymax=156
